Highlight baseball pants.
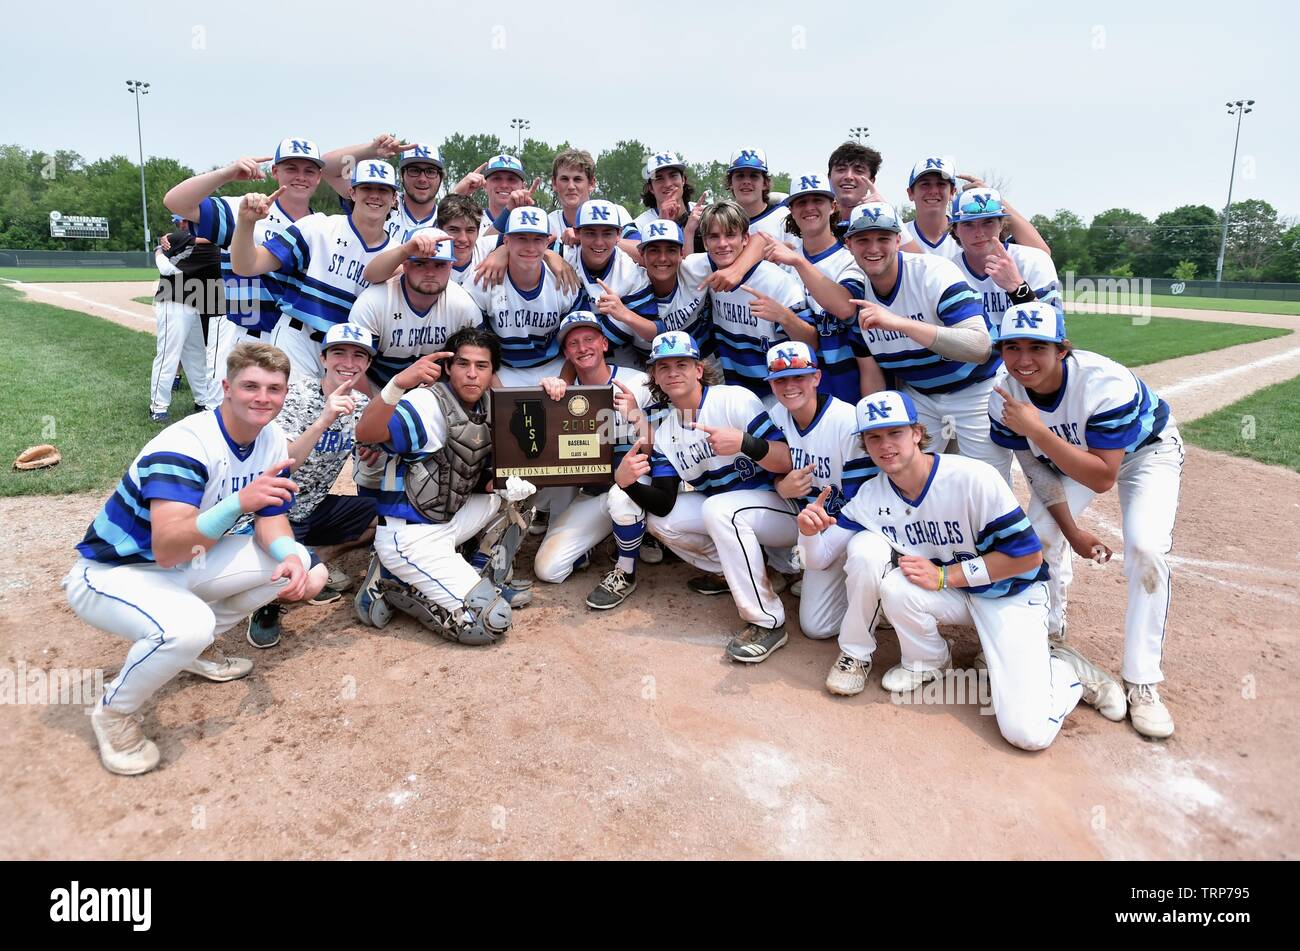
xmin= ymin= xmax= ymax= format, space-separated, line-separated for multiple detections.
xmin=205 ymin=318 xmax=249 ymax=383
xmin=823 ymin=529 xmax=894 ymax=657
xmin=881 ymin=574 xmax=1083 ymax=751
xmin=534 ymin=484 xmax=645 ymax=584
xmin=648 ymin=489 xmax=798 ymax=629
xmin=905 ymin=378 xmax=1013 ymax=484
xmin=797 ymin=559 xmax=850 ymax=639
xmin=374 ymin=494 xmax=502 ymax=612
xmin=62 ymin=536 xmax=288 ymax=715
xmin=1026 ymin=427 xmax=1183 ymax=685
xmin=150 ymin=301 xmax=222 ymax=413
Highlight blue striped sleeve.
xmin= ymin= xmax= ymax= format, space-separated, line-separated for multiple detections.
xmin=263 ymin=224 xmax=309 ymax=275
xmin=194 ymin=197 xmax=235 ymax=247
xmin=621 ymin=222 xmax=641 ymax=241
xmin=598 ymin=314 xmax=635 ymax=346
xmin=136 ymin=452 xmax=208 ymax=506
xmin=835 ymin=513 xmax=866 ymax=532
xmin=990 ymin=415 xmax=1030 ymax=449
xmin=1085 ymin=393 xmax=1144 ymax=448
xmin=649 ymin=449 xmax=675 ymax=478
xmin=936 ymin=281 xmax=985 ymax=326
xmin=746 ymin=411 xmax=786 ymax=443
xmin=840 ymin=276 xmax=865 ymax=298
xmin=622 ymin=285 xmax=658 ymax=318
xmin=841 ymin=456 xmax=879 ymax=500
xmin=384 ymin=399 xmax=428 ymax=455
xmin=975 ymin=507 xmax=1043 ymax=558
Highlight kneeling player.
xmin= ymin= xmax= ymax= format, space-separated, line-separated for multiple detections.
xmin=798 ymin=390 xmax=1125 ymax=750
xmin=63 ymin=343 xmax=327 ymax=775
xmin=352 ymin=328 xmax=526 ymax=644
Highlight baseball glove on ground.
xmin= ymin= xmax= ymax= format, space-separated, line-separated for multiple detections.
xmin=13 ymin=445 xmax=61 ymax=470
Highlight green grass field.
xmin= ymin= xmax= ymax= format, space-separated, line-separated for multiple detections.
xmin=0 ymin=285 xmax=198 ymax=497
xmin=1183 ymin=375 xmax=1300 ymax=472
xmin=133 ymin=296 xmax=155 ymax=306
xmin=1063 ymin=313 xmax=1290 ymax=367
xmin=0 ymin=266 xmax=158 ymax=283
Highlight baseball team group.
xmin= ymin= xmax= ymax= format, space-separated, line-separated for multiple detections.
xmin=64 ymin=133 xmax=1183 ymax=777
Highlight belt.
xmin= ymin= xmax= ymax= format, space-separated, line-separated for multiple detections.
xmin=377 ymin=515 xmax=407 ymax=527
xmin=288 ymin=318 xmax=325 ymax=343
xmin=244 ymin=327 xmax=263 ymax=339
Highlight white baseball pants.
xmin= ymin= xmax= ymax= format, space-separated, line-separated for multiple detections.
xmin=905 ymin=378 xmax=1013 ymax=484
xmin=205 ymin=318 xmax=248 ymax=383
xmin=799 ymin=527 xmax=894 ymax=658
xmin=150 ymin=301 xmax=222 ymax=413
xmin=1026 ymin=428 xmax=1183 ymax=685
xmin=374 ymin=494 xmax=502 ymax=612
xmin=62 ymin=537 xmax=287 ymax=714
xmin=534 ymin=485 xmax=645 ymax=584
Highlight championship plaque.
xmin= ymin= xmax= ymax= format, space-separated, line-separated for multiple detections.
xmin=490 ymin=385 xmax=616 ymax=487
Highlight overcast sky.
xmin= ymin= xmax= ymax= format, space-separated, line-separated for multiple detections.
xmin=4 ymin=0 xmax=1295 ymax=223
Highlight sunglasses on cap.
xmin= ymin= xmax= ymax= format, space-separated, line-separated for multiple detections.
xmin=768 ymin=352 xmax=815 ymax=373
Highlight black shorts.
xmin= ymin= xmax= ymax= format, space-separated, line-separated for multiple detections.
xmin=291 ymin=494 xmax=377 ymax=548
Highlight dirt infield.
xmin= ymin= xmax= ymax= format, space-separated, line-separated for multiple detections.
xmin=1 ymin=284 xmax=1297 ymax=860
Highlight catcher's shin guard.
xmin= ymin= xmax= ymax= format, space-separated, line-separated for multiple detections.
xmin=383 ymin=578 xmax=512 ymax=646
xmin=475 ymin=499 xmax=536 ymax=587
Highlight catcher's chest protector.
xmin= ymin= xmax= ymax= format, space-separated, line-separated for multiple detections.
xmin=404 ymin=383 xmax=493 ymax=524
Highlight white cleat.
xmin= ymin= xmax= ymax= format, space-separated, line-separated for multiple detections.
xmin=880 ymin=662 xmax=944 ymax=693
xmin=91 ymin=704 xmax=161 ymax=776
xmin=183 ymin=646 xmax=254 ymax=682
xmin=1126 ymin=681 xmax=1175 ymax=738
xmin=1051 ymin=644 xmax=1126 ymax=721
xmin=825 ymin=652 xmax=870 ymax=696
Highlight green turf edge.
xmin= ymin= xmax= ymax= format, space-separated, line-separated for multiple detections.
xmin=1181 ymin=374 xmax=1300 ymax=473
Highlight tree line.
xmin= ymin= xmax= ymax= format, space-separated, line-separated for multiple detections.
xmin=2 ymin=139 xmax=1296 ymax=282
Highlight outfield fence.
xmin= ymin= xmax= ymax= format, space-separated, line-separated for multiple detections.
xmin=0 ymin=249 xmax=152 ymax=268
xmin=1075 ymin=275 xmax=1300 ymax=302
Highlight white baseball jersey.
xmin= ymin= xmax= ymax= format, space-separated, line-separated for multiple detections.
xmin=788 ymin=238 xmax=866 ymax=405
xmin=747 ymin=203 xmax=791 ymax=242
xmin=837 ymin=453 xmax=1047 ymax=598
xmin=955 ymin=244 xmax=1063 ymax=340
xmin=349 ymin=276 xmax=484 ymax=386
xmin=549 ymin=205 xmax=640 ymax=243
xmin=463 ymin=265 xmax=586 ymax=369
xmin=644 ymin=253 xmax=715 ymax=355
xmin=988 ymin=349 xmax=1173 ymax=468
xmin=632 ymin=203 xmax=695 ymax=238
xmin=768 ymin=395 xmax=876 ymax=514
xmin=76 ymin=410 xmax=291 ymax=565
xmin=561 ymin=246 xmax=658 ymax=353
xmin=194 ymin=196 xmax=310 ymax=332
xmin=708 ymin=259 xmax=810 ymax=400
xmin=649 ymin=384 xmax=787 ymax=494
xmin=385 ymin=198 xmax=438 ymax=242
xmin=850 ymin=251 xmax=995 ymax=394
xmin=262 ymin=214 xmax=395 ymax=333
xmin=450 ymin=235 xmax=496 ymax=288
xmin=903 ymin=219 xmax=962 ymax=262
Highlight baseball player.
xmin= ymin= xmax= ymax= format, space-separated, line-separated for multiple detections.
xmin=474 ymin=153 xmax=529 ymax=232
xmin=229 ymin=159 xmax=398 ymax=381
xmin=634 ymin=151 xmax=704 ymax=252
xmin=532 ymin=313 xmax=656 ymax=608
xmin=798 ymin=389 xmax=1127 ymax=749
xmin=755 ymin=173 xmax=865 ymax=405
xmin=63 ymin=342 xmax=328 ymax=775
xmin=347 ymin=227 xmax=483 ymax=388
xmin=950 ymin=188 xmax=1063 ymax=336
xmin=245 ymin=324 xmax=380 ymax=648
xmin=549 ymin=148 xmax=641 ymax=258
xmin=619 ymin=332 xmax=796 ymax=662
xmin=726 ymin=149 xmax=790 ymax=242
xmin=462 ymin=206 xmax=587 ymax=386
xmin=149 ymin=215 xmax=224 ymax=420
xmin=844 ymin=201 xmax=1012 ymax=483
xmin=163 ymin=138 xmax=325 ymax=380
xmin=903 ymin=157 xmax=964 ymax=261
xmin=351 ymin=327 xmax=526 ymax=644
xmin=561 ymin=199 xmax=657 ymax=361
xmin=989 ymin=304 xmax=1182 ymax=738
xmin=764 ymin=342 xmax=877 ymax=641
xmin=826 ymin=141 xmax=885 ymax=229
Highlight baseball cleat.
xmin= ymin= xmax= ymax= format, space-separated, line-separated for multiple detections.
xmin=500 ymin=585 xmax=533 ymax=609
xmin=826 ymin=652 xmax=871 ymax=696
xmin=1052 ymin=644 xmax=1126 ymax=721
xmin=528 ymin=510 xmax=550 ymax=536
xmin=790 ymin=577 xmax=803 ymax=598
xmin=355 ymin=554 xmax=395 ymax=627
xmin=149 ymin=411 xmax=170 ymax=424
xmin=91 ymin=704 xmax=160 ymax=776
xmin=880 ymin=662 xmax=945 ymax=693
xmin=725 ymin=623 xmax=788 ymax=663
xmin=183 ymin=646 xmax=254 ymax=682
xmin=639 ymin=537 xmax=664 ymax=565
xmin=769 ymin=571 xmax=798 ymax=596
xmin=172 ymin=374 xmax=182 ymax=393
xmin=246 ymin=604 xmax=283 ymax=649
xmin=586 ymin=567 xmax=637 ymax=610
xmin=687 ymin=573 xmax=730 ymax=596
xmin=1126 ymin=682 xmax=1175 ymax=738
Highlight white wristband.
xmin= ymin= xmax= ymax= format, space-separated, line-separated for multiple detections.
xmin=960 ymin=556 xmax=990 ymax=586
xmin=380 ymin=378 xmax=407 ymax=406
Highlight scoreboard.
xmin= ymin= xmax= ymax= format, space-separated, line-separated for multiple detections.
xmin=49 ymin=210 xmax=110 ymax=240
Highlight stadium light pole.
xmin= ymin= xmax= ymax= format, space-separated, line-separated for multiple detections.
xmin=1215 ymin=98 xmax=1254 ymax=283
xmin=510 ymin=117 xmax=531 ymax=152
xmin=849 ymin=126 xmax=870 ymax=144
xmin=125 ymin=79 xmax=152 ymax=253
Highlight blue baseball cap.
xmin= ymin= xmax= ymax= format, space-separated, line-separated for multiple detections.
xmin=643 ymin=150 xmax=687 ymax=182
xmin=998 ymin=303 xmax=1066 ymax=344
xmin=908 ymin=156 xmax=957 ymax=188
xmin=766 ymin=342 xmax=818 ymax=380
xmin=404 ymin=226 xmax=454 ymax=261
xmin=728 ymin=148 xmax=769 ymax=174
xmin=951 ymin=187 xmax=1008 ymax=222
xmin=556 ymin=311 xmax=605 ymax=344
xmin=854 ymin=390 xmax=919 ymax=434
xmin=399 ymin=144 xmax=444 ymax=172
xmin=274 ymin=137 xmax=325 ymax=168
xmin=351 ymin=160 xmax=397 ymax=190
xmin=638 ymin=219 xmax=685 ymax=247
xmin=647 ymin=331 xmax=701 ymax=363
xmin=844 ymin=201 xmax=903 ymax=237
xmin=504 ymin=206 xmax=550 ymax=237
xmin=321 ymin=323 xmax=376 ymax=356
xmin=783 ymin=173 xmax=835 ymax=207
xmin=575 ymin=199 xmax=622 ymax=230
xmin=484 ymin=154 xmax=525 ymax=178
